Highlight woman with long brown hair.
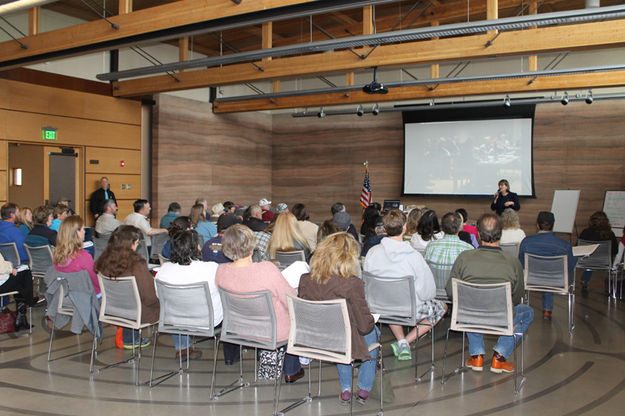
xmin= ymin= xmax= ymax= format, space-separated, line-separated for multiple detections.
xmin=267 ymin=212 xmax=311 ymax=261
xmin=189 ymin=203 xmax=217 ymax=244
xmin=579 ymin=211 xmax=618 ymax=292
xmin=298 ymin=232 xmax=378 ymax=405
xmin=53 ymin=215 xmax=100 ymax=296
xmin=94 ymin=225 xmax=158 ymax=349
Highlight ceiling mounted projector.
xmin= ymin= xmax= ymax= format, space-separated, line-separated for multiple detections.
xmin=362 ymin=67 xmax=388 ymax=95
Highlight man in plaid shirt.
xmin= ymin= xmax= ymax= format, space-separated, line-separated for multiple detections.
xmin=424 ymin=212 xmax=474 ymax=267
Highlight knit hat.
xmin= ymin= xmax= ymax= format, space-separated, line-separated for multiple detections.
xmin=333 ymin=212 xmax=352 ymax=230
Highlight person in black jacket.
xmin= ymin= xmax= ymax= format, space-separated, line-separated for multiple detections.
xmin=89 ymin=177 xmax=117 ymax=220
xmin=491 ymin=179 xmax=520 ymax=215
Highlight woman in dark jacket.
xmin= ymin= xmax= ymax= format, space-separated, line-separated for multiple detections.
xmin=578 ymin=211 xmax=618 ymax=292
xmin=491 ymin=179 xmax=520 ymax=215
xmin=298 ymin=232 xmax=378 ymax=405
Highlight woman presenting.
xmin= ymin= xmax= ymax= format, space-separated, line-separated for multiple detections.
xmin=491 ymin=179 xmax=520 ymax=215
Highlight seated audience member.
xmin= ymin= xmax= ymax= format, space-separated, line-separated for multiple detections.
xmin=253 ymin=220 xmax=274 ymax=262
xmin=500 ymin=208 xmax=526 ymax=245
xmin=0 ymin=251 xmax=34 ymax=330
xmin=456 ymin=208 xmax=479 ymax=247
xmin=361 ymin=204 xmax=380 ymax=238
xmin=215 ymin=224 xmax=303 ymax=383
xmin=202 ymin=213 xmax=242 ymax=264
xmin=361 ymin=215 xmax=385 ymax=257
xmin=403 ymin=207 xmax=424 ymax=241
xmin=54 ymin=215 xmax=100 ymax=296
xmin=161 ymin=216 xmax=192 ymax=259
xmin=95 ymin=200 xmax=122 ymax=236
xmin=317 ymin=220 xmax=340 ymax=244
xmin=364 ymin=209 xmax=446 ymax=361
xmin=299 ymin=232 xmax=379 ymax=405
xmin=211 ymin=203 xmax=225 ymax=218
xmin=259 ymin=198 xmax=275 ymax=223
xmin=410 ymin=210 xmax=444 ymax=251
xmin=50 ymin=204 xmax=70 ymax=232
xmin=223 ymin=201 xmax=236 ymax=214
xmin=613 ymin=225 xmax=625 ymax=268
xmin=190 ymin=203 xmax=217 ymax=243
xmin=424 ymin=212 xmax=473 ymax=269
xmin=291 ymin=203 xmax=318 ymax=251
xmin=268 ymin=212 xmax=312 ymax=262
xmin=25 ymin=206 xmax=57 ymax=247
xmin=447 ymin=213 xmax=534 ymax=373
xmin=0 ymin=203 xmax=30 ymax=264
xmin=276 ymin=203 xmax=289 ymax=214
xmin=578 ymin=211 xmax=618 ymax=293
xmin=331 ymin=202 xmax=360 ymax=242
xmin=124 ymin=199 xmax=168 ymax=250
xmin=17 ymin=206 xmax=33 ymax=235
xmin=518 ymin=211 xmax=576 ymax=320
xmin=195 ymin=198 xmax=211 ymax=221
xmin=95 ymin=225 xmax=157 ymax=349
xmin=243 ymin=204 xmax=267 ymax=232
xmin=160 ymin=202 xmax=181 ymax=229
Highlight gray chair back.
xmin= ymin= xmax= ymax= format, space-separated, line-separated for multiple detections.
xmin=275 ymin=250 xmax=305 ymax=270
xmin=362 ymin=271 xmax=416 ymax=326
xmin=218 ymin=287 xmax=279 ymax=349
xmin=576 ymin=239 xmax=612 ymax=270
xmin=136 ymin=237 xmax=149 ymax=261
xmin=97 ymin=273 xmax=142 ymax=328
xmin=93 ymin=233 xmax=111 ymax=261
xmin=500 ymin=243 xmax=520 ymax=257
xmin=24 ymin=244 xmax=54 ymax=275
xmin=426 ymin=259 xmax=453 ymax=301
xmin=155 ymin=280 xmax=216 ymax=337
xmin=286 ymin=295 xmax=351 ymax=365
xmin=450 ymin=278 xmax=513 ymax=336
xmin=150 ymin=233 xmax=170 ymax=262
xmin=0 ymin=242 xmax=21 ymax=266
xmin=524 ymin=253 xmax=569 ymax=292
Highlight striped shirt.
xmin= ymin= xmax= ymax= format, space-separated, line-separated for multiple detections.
xmin=424 ymin=234 xmax=473 ymax=269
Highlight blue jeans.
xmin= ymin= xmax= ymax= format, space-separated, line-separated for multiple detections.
xmin=543 ymin=273 xmax=573 ymax=311
xmin=123 ymin=329 xmax=191 ymax=350
xmin=283 ymin=353 xmax=301 ymax=377
xmin=173 ymin=334 xmax=191 ymax=350
xmin=581 ymin=269 xmax=593 ymax=284
xmin=467 ymin=304 xmax=534 ymax=359
xmin=336 ymin=326 xmax=380 ymax=392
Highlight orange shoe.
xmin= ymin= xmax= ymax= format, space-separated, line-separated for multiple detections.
xmin=490 ymin=352 xmax=514 ymax=374
xmin=115 ymin=327 xmax=124 ymax=349
xmin=466 ymin=354 xmax=484 ymax=372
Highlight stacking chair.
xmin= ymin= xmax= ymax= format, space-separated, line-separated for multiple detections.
xmin=148 ymin=280 xmax=219 ymax=387
xmin=362 ymin=271 xmax=435 ymax=382
xmin=92 ymin=233 xmax=111 ymax=261
xmin=283 ymin=295 xmax=383 ymax=416
xmin=24 ymin=244 xmax=54 ymax=296
xmin=275 ymin=250 xmax=305 ymax=270
xmin=92 ymin=273 xmax=157 ymax=385
xmin=1 ymin=242 xmax=32 ymax=333
xmin=44 ymin=269 xmax=100 ymax=368
xmin=524 ymin=253 xmax=574 ymax=332
xmin=576 ymin=239 xmax=612 ymax=293
xmin=426 ymin=259 xmax=454 ymax=303
xmin=212 ymin=288 xmax=285 ymax=416
xmin=500 ymin=243 xmax=520 ymax=257
xmin=136 ymin=237 xmax=149 ymax=262
xmin=441 ymin=279 xmax=526 ymax=394
xmin=150 ymin=234 xmax=169 ymax=263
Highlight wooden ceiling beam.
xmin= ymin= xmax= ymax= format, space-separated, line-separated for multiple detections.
xmin=112 ymin=19 xmax=625 ymax=97
xmin=0 ymin=0 xmax=316 ymax=65
xmin=212 ymin=70 xmax=625 ymax=113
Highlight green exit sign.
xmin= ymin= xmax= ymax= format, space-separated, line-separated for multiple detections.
xmin=42 ymin=127 xmax=58 ymax=141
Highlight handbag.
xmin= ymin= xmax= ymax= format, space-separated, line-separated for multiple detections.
xmin=0 ymin=307 xmax=17 ymax=334
xmin=257 ymin=349 xmax=286 ymax=380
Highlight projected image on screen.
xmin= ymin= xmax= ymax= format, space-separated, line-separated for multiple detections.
xmin=404 ymin=118 xmax=533 ymax=196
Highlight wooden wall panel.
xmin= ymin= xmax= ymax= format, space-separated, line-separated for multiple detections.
xmin=0 ymin=111 xmax=5 ymax=140
xmin=85 ymin=174 xmax=141 ymax=200
xmin=0 ymin=79 xmax=140 ymax=125
xmin=151 ymin=94 xmax=272 ymax=220
xmin=5 ymin=111 xmax=141 ymax=150
xmin=0 ymin=171 xmax=6 ymax=202
xmin=86 ymin=147 xmax=141 ymax=174
xmin=0 ymin=140 xmax=6 ymax=169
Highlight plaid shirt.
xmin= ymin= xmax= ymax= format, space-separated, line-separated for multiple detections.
xmin=424 ymin=234 xmax=473 ymax=269
xmin=254 ymin=231 xmax=271 ymax=261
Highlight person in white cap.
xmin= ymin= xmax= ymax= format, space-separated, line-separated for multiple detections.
xmin=259 ymin=198 xmax=275 ymax=223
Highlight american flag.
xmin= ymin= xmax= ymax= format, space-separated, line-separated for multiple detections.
xmin=360 ymin=166 xmax=372 ymax=208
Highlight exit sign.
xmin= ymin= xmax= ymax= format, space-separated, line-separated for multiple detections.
xmin=42 ymin=127 xmax=58 ymax=141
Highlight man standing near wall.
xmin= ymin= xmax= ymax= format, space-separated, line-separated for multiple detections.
xmin=90 ymin=177 xmax=117 ymax=220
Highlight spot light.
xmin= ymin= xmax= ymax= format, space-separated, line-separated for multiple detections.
xmin=561 ymin=92 xmax=569 ymax=105
xmin=317 ymin=107 xmax=326 ymax=118
xmin=585 ymin=90 xmax=593 ymax=104
xmin=356 ymin=105 xmax=364 ymax=116
xmin=372 ymin=104 xmax=380 ymax=116
xmin=503 ymin=94 xmax=511 ymax=108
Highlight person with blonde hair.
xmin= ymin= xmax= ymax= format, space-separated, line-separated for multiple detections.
xmin=267 ymin=212 xmax=311 ymax=261
xmin=189 ymin=203 xmax=217 ymax=243
xmin=499 ymin=208 xmax=526 ymax=245
xmin=403 ymin=207 xmax=424 ymax=241
xmin=53 ymin=215 xmax=100 ymax=296
xmin=299 ymin=232 xmax=379 ymax=405
xmin=17 ymin=206 xmax=33 ymax=235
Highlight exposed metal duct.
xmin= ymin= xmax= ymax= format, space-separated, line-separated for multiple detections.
xmin=97 ymin=5 xmax=625 ymax=82
xmin=0 ymin=0 xmax=58 ymax=16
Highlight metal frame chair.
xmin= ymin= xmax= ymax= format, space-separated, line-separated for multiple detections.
xmin=136 ymin=237 xmax=149 ymax=261
xmin=92 ymin=273 xmax=156 ymax=385
xmin=283 ymin=295 xmax=384 ymax=416
xmin=524 ymin=253 xmax=574 ymax=332
xmin=362 ymin=271 xmax=435 ymax=382
xmin=576 ymin=239 xmax=612 ymax=294
xmin=426 ymin=259 xmax=454 ymax=303
xmin=212 ymin=288 xmax=285 ymax=416
xmin=148 ymin=280 xmax=220 ymax=387
xmin=0 ymin=242 xmax=32 ymax=334
xmin=500 ymin=243 xmax=520 ymax=257
xmin=441 ymin=279 xmax=526 ymax=394
xmin=149 ymin=233 xmax=169 ymax=263
xmin=24 ymin=244 xmax=54 ymax=296
xmin=157 ymin=254 xmax=169 ymax=265
xmin=92 ymin=233 xmax=111 ymax=261
xmin=275 ymin=250 xmax=305 ymax=270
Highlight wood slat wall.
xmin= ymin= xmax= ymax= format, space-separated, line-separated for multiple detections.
xmin=151 ymin=94 xmax=272 ymax=220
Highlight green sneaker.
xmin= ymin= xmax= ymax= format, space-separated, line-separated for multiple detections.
xmin=390 ymin=341 xmax=400 ymax=357
xmin=397 ymin=343 xmax=412 ymax=361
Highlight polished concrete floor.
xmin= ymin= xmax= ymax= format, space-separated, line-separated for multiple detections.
xmin=1 ymin=282 xmax=624 ymax=416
